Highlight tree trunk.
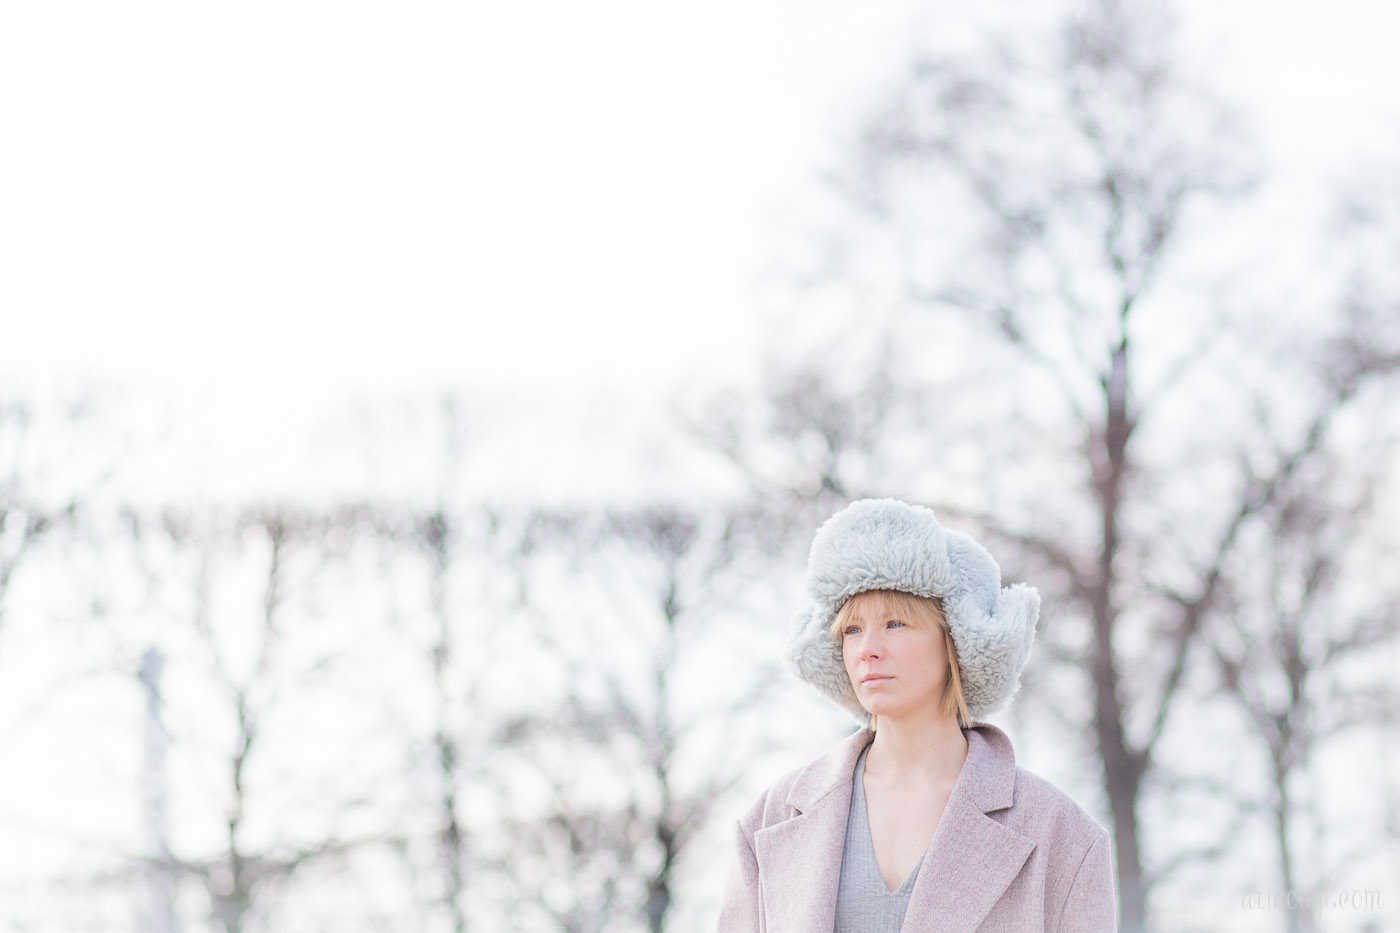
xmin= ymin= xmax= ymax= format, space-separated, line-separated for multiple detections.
xmin=1273 ymin=753 xmax=1314 ymax=933
xmin=428 ymin=522 xmax=468 ymax=933
xmin=1093 ymin=339 xmax=1147 ymax=932
xmin=645 ymin=825 xmax=676 ymax=933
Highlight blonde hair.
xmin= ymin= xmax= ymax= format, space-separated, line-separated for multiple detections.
xmin=831 ymin=589 xmax=971 ymax=729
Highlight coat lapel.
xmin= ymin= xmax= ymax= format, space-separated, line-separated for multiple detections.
xmin=753 ymin=729 xmax=872 ymax=932
xmin=751 ymin=726 xmax=1033 ymax=933
xmin=900 ymin=726 xmax=1035 ymax=932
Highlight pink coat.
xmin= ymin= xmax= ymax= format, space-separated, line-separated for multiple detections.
xmin=717 ymin=724 xmax=1117 ymax=932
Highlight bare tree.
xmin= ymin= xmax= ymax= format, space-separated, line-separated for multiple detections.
xmin=1206 ymin=450 xmax=1399 ymax=933
xmin=695 ymin=358 xmax=901 ymax=514
xmin=501 ymin=503 xmax=788 ymax=932
xmin=1193 ymin=184 xmax=1400 ymax=931
xmin=335 ymin=392 xmax=612 ymax=929
xmin=0 ymin=396 xmax=87 ymax=652
xmin=122 ymin=504 xmax=382 ymax=932
xmin=367 ymin=498 xmax=529 ymax=931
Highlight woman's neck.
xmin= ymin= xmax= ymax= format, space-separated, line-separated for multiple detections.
xmin=865 ymin=712 xmax=968 ymax=785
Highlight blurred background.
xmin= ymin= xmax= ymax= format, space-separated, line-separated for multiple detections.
xmin=2 ymin=0 xmax=1398 ymax=930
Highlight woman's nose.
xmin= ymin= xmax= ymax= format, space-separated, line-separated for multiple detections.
xmin=859 ymin=632 xmax=883 ymax=659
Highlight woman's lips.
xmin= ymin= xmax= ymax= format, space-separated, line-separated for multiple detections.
xmin=862 ymin=675 xmax=894 ymax=686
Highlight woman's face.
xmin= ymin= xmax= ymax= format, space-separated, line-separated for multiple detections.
xmin=840 ymin=594 xmax=951 ymax=724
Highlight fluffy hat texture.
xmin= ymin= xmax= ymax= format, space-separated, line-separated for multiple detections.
xmin=790 ymin=498 xmax=1039 ymax=722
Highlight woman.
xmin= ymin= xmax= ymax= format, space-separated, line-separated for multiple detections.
xmin=717 ymin=499 xmax=1117 ymax=932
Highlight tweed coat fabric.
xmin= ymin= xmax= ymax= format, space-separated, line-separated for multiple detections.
xmin=716 ymin=724 xmax=1117 ymax=932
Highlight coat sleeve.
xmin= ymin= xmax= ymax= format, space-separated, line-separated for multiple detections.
xmin=1053 ymin=830 xmax=1117 ymax=932
xmin=715 ymin=818 xmax=763 ymax=933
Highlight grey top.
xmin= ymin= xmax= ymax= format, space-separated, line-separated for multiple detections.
xmin=834 ymin=742 xmax=927 ymax=932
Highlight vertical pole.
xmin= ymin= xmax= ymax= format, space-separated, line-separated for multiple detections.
xmin=139 ymin=647 xmax=179 ymax=933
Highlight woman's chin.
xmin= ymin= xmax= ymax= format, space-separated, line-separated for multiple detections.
xmin=860 ymin=694 xmax=939 ymax=723
xmin=860 ymin=697 xmax=900 ymax=718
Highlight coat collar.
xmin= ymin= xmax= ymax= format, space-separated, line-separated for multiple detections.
xmin=754 ymin=724 xmax=1034 ymax=933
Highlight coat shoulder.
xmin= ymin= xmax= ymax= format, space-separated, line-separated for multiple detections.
xmin=736 ymin=764 xmax=803 ymax=833
xmin=1005 ymin=765 xmax=1110 ymax=857
xmin=735 ymin=729 xmax=870 ymax=834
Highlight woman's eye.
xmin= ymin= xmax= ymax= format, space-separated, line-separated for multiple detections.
xmin=886 ymin=619 xmax=905 ymax=628
xmin=843 ymin=625 xmax=861 ymax=636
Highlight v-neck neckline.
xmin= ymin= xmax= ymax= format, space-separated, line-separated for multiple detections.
xmin=855 ymin=742 xmax=928 ymax=896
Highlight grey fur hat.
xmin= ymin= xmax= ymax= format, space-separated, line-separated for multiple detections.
xmin=790 ymin=498 xmax=1039 ymax=722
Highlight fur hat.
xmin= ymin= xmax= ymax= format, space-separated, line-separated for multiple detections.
xmin=790 ymin=498 xmax=1039 ymax=722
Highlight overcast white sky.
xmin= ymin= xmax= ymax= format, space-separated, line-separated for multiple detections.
xmin=2 ymin=0 xmax=1398 ymax=496
xmin=1 ymin=1 xmax=921 ymax=395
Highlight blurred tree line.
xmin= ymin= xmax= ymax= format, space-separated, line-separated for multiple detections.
xmin=3 ymin=1 xmax=1400 ymax=931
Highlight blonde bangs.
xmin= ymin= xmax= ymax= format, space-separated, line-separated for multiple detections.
xmin=831 ymin=589 xmax=945 ymax=639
